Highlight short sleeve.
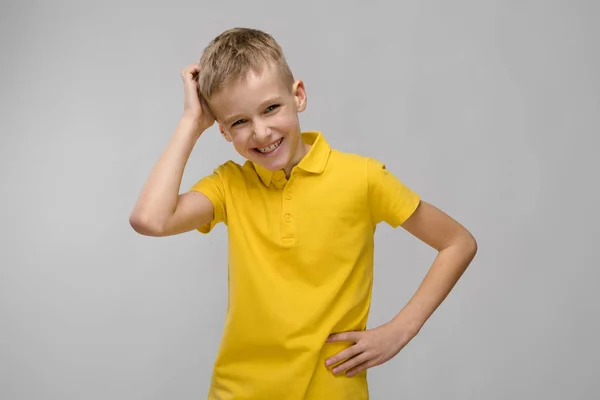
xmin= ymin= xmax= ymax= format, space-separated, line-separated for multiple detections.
xmin=368 ymin=158 xmax=421 ymax=227
xmin=189 ymin=166 xmax=227 ymax=233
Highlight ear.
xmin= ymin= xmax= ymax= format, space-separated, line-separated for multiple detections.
xmin=219 ymin=124 xmax=233 ymax=142
xmin=292 ymin=79 xmax=307 ymax=112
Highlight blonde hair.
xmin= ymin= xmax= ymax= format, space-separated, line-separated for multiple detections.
xmin=197 ymin=27 xmax=294 ymax=100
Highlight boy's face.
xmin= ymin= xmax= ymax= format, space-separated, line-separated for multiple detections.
xmin=208 ymin=64 xmax=308 ymax=175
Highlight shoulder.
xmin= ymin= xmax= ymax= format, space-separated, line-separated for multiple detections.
xmin=330 ymin=147 xmax=406 ymax=174
xmin=208 ymin=160 xmax=263 ymax=189
xmin=211 ymin=160 xmax=251 ymax=178
xmin=326 ymin=148 xmax=411 ymax=191
xmin=328 ymin=149 xmax=370 ymax=171
xmin=313 ymin=149 xmax=373 ymax=198
xmin=211 ymin=160 xmax=241 ymax=175
xmin=327 ymin=148 xmax=384 ymax=178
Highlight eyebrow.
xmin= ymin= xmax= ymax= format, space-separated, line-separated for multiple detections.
xmin=224 ymin=96 xmax=284 ymax=125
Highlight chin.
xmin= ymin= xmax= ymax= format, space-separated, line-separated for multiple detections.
xmin=254 ymin=156 xmax=289 ymax=171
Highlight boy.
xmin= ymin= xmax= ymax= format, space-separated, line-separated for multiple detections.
xmin=130 ymin=28 xmax=477 ymax=399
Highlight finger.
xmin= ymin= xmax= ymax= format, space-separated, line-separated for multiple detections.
xmin=325 ymin=344 xmax=362 ymax=368
xmin=183 ymin=62 xmax=199 ymax=72
xmin=332 ymin=352 xmax=371 ymax=375
xmin=182 ymin=63 xmax=200 ymax=80
xmin=346 ymin=358 xmax=379 ymax=377
xmin=189 ymin=64 xmax=200 ymax=79
xmin=327 ymin=331 xmax=362 ymax=343
xmin=184 ymin=69 xmax=199 ymax=83
xmin=181 ymin=65 xmax=192 ymax=78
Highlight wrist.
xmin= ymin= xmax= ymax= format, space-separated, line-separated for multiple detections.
xmin=390 ymin=312 xmax=425 ymax=337
xmin=179 ymin=113 xmax=206 ymax=138
xmin=182 ymin=109 xmax=201 ymax=121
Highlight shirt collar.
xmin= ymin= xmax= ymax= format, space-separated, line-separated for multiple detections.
xmin=253 ymin=131 xmax=331 ymax=187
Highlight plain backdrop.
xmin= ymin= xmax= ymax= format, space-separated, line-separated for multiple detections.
xmin=1 ymin=0 xmax=598 ymax=399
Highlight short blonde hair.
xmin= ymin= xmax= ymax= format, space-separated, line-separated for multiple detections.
xmin=197 ymin=27 xmax=294 ymax=100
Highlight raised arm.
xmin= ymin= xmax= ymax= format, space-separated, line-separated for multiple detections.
xmin=129 ymin=63 xmax=216 ymax=237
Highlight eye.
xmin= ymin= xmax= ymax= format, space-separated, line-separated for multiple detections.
xmin=231 ymin=119 xmax=246 ymax=127
xmin=265 ymin=104 xmax=280 ymax=113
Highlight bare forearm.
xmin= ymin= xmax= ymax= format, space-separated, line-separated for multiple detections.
xmin=130 ymin=115 xmax=203 ymax=229
xmin=391 ymin=234 xmax=477 ymax=333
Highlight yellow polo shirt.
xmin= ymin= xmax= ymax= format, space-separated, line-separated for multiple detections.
xmin=190 ymin=131 xmax=420 ymax=400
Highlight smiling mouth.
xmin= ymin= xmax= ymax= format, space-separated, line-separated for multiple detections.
xmin=254 ymin=138 xmax=283 ymax=154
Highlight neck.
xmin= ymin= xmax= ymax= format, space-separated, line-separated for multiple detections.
xmin=284 ymin=140 xmax=311 ymax=177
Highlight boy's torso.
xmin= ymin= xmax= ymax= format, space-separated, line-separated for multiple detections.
xmin=192 ymin=132 xmax=419 ymax=399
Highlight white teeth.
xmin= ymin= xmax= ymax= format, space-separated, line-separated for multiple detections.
xmin=256 ymin=138 xmax=283 ymax=153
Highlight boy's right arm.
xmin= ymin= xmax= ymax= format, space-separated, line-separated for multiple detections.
xmin=129 ymin=63 xmax=216 ymax=237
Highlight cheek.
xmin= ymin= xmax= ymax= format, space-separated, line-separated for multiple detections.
xmin=274 ymin=112 xmax=299 ymax=130
xmin=231 ymin=132 xmax=250 ymax=152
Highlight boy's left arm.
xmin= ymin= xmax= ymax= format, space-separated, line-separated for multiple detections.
xmin=325 ymin=200 xmax=478 ymax=376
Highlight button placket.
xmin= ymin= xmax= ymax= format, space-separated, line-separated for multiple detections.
xmin=281 ymin=178 xmax=295 ymax=240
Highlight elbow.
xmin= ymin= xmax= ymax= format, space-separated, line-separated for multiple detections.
xmin=445 ymin=229 xmax=477 ymax=260
xmin=463 ymin=231 xmax=478 ymax=260
xmin=129 ymin=212 xmax=165 ymax=237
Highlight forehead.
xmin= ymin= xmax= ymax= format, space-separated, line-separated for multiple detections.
xmin=209 ymin=65 xmax=291 ymax=120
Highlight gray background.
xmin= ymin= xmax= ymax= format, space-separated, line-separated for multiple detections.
xmin=1 ymin=0 xmax=598 ymax=399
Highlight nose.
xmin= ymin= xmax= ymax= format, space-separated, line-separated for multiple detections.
xmin=252 ymin=119 xmax=272 ymax=142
